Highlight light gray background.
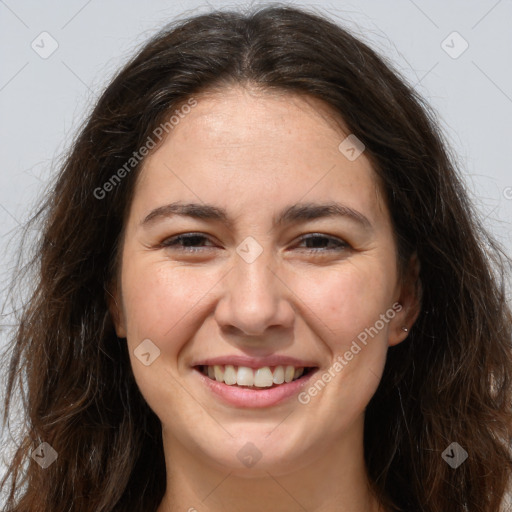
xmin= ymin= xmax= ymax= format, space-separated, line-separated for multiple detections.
xmin=1 ymin=0 xmax=511 ymax=499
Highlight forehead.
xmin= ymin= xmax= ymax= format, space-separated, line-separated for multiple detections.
xmin=132 ymin=86 xmax=389 ymax=228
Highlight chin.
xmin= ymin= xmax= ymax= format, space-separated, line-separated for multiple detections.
xmin=191 ymin=428 xmax=314 ymax=477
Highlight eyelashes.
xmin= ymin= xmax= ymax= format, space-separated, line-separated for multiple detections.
xmin=159 ymin=232 xmax=350 ymax=254
xmin=160 ymin=233 xmax=214 ymax=253
xmin=299 ymin=233 xmax=349 ymax=251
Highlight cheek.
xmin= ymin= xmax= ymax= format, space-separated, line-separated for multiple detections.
xmin=120 ymin=258 xmax=217 ymax=407
xmin=121 ymin=251 xmax=397 ymax=351
xmin=286 ymin=262 xmax=396 ymax=441
xmin=293 ymin=261 xmax=396 ymax=347
xmin=120 ymin=256 xmax=212 ymax=352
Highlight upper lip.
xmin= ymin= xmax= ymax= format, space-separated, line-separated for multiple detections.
xmin=192 ymin=355 xmax=319 ymax=369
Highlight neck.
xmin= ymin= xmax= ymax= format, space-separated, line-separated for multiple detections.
xmin=156 ymin=417 xmax=384 ymax=512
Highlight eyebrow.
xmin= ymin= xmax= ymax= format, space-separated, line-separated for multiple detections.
xmin=141 ymin=201 xmax=372 ymax=230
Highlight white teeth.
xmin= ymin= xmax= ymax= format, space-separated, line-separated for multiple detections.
xmin=236 ymin=366 xmax=254 ymax=386
xmin=203 ymin=364 xmax=308 ymax=387
xmin=223 ymin=365 xmax=237 ymax=385
xmin=293 ymin=367 xmax=304 ymax=379
xmin=272 ymin=365 xmax=285 ymax=384
xmin=284 ymin=365 xmax=295 ymax=383
xmin=214 ymin=365 xmax=224 ymax=382
xmin=254 ymin=367 xmax=274 ymax=387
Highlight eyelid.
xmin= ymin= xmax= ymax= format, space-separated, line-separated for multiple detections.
xmin=295 ymin=233 xmax=350 ymax=252
xmin=159 ymin=232 xmax=217 ymax=251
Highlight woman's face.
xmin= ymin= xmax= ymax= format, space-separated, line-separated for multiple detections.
xmin=111 ymin=86 xmax=417 ymax=476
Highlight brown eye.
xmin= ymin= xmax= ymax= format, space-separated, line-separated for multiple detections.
xmin=296 ymin=234 xmax=350 ymax=253
xmin=160 ymin=233 xmax=216 ymax=253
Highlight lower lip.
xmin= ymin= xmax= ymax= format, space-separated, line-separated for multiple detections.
xmin=194 ymin=368 xmax=319 ymax=408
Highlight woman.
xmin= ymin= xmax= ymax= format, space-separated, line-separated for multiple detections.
xmin=1 ymin=5 xmax=511 ymax=512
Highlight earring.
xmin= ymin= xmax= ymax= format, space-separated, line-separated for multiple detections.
xmin=401 ymin=326 xmax=408 ymax=332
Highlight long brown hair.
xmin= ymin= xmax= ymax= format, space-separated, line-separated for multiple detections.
xmin=1 ymin=5 xmax=511 ymax=511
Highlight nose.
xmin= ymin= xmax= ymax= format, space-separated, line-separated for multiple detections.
xmin=214 ymin=247 xmax=295 ymax=338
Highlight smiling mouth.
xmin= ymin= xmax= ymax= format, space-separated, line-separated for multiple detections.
xmin=194 ymin=364 xmax=318 ymax=389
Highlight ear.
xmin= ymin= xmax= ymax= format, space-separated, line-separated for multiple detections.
xmin=388 ymin=252 xmax=421 ymax=347
xmin=106 ymin=281 xmax=127 ymax=338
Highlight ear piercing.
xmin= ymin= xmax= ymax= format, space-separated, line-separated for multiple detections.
xmin=401 ymin=326 xmax=409 ymax=332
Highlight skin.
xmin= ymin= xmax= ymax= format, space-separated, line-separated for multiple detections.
xmin=109 ymin=85 xmax=420 ymax=512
